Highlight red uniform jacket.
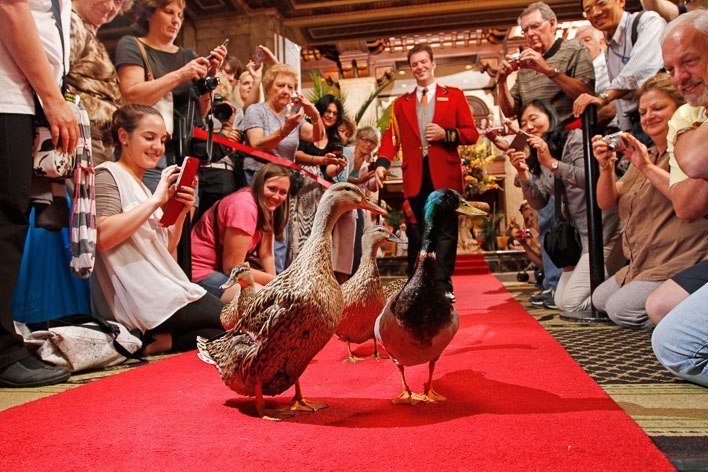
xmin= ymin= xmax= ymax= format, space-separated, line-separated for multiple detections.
xmin=378 ymin=84 xmax=478 ymax=198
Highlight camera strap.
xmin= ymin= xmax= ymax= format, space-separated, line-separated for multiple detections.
xmin=192 ymin=127 xmax=333 ymax=188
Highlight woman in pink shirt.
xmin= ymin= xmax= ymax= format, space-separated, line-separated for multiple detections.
xmin=191 ymin=163 xmax=291 ymax=301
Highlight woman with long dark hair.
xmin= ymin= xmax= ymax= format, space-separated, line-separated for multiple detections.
xmin=509 ymin=99 xmax=621 ymax=313
xmin=191 ymin=163 xmax=291 ymax=302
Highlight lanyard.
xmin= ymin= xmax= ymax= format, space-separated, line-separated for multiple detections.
xmin=609 ymin=13 xmax=632 ymax=65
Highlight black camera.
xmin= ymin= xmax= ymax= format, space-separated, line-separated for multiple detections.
xmin=194 ymin=76 xmax=220 ymax=96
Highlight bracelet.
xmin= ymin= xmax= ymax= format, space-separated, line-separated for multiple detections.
xmin=310 ymin=156 xmax=315 ymax=165
xmin=600 ymin=157 xmax=617 ymax=170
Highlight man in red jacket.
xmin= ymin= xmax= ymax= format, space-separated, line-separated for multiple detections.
xmin=373 ymin=44 xmax=478 ymax=302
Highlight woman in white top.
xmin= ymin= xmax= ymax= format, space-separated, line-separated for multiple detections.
xmin=92 ymin=105 xmax=224 ymax=355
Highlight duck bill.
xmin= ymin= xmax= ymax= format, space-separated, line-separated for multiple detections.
xmin=359 ymin=198 xmax=387 ymax=216
xmin=457 ymin=199 xmax=488 ymax=217
xmin=387 ymin=234 xmax=403 ymax=243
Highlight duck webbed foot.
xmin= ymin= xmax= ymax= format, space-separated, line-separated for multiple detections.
xmin=392 ymin=364 xmax=425 ymax=405
xmin=255 ymin=380 xmax=297 ymax=421
xmin=422 ymin=359 xmax=447 ymax=403
xmin=290 ymin=379 xmax=329 ymax=413
xmin=368 ymin=338 xmax=389 ymax=361
xmin=343 ymin=342 xmax=365 ymax=363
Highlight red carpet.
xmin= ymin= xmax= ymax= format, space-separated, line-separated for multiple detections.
xmin=454 ymin=252 xmax=490 ymax=275
xmin=0 ymin=274 xmax=672 ymax=471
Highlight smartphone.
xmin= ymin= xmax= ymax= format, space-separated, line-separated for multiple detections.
xmin=509 ymin=130 xmax=531 ymax=151
xmin=252 ymin=48 xmax=266 ymax=67
xmin=159 ymin=157 xmax=200 ymax=227
xmin=290 ymin=93 xmax=302 ymax=114
xmin=206 ymin=39 xmax=229 ymax=60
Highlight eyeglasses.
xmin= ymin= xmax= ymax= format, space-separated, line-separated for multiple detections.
xmin=582 ymin=0 xmax=611 ymax=17
xmin=323 ymin=109 xmax=338 ymax=117
xmin=521 ymin=19 xmax=549 ymax=36
xmin=360 ymin=138 xmax=377 ymax=146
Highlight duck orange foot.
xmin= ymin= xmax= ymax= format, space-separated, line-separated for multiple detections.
xmin=290 ymin=399 xmax=329 ymax=412
xmin=392 ymin=391 xmax=426 ymax=405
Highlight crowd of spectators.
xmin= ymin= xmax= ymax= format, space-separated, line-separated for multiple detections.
xmin=0 ymin=0 xmax=704 ymax=389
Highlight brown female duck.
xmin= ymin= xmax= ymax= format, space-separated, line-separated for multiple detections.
xmin=218 ymin=263 xmax=257 ymax=331
xmin=336 ymin=225 xmax=400 ymax=363
xmin=199 ymin=182 xmax=385 ymax=420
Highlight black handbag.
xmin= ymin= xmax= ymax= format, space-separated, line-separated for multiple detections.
xmin=543 ymin=178 xmax=582 ymax=268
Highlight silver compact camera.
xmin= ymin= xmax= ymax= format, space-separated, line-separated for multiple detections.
xmin=601 ymin=131 xmax=626 ymax=152
xmin=508 ymin=52 xmax=522 ymax=70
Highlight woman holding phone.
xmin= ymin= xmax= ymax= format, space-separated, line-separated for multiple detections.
xmin=115 ymin=0 xmax=226 ymax=191
xmin=92 ymin=105 xmax=224 ymax=355
xmin=508 ymin=100 xmax=621 ymax=313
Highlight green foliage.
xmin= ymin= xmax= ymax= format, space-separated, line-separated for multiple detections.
xmin=480 ymin=204 xmax=502 ymax=251
xmin=383 ymin=208 xmax=404 ymax=232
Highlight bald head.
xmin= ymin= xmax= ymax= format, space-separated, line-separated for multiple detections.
xmin=662 ymin=10 xmax=708 ymax=106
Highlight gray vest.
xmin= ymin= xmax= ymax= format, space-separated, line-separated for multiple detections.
xmin=416 ymin=92 xmax=435 ymax=155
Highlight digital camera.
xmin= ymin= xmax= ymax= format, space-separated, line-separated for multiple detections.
xmin=601 ymin=131 xmax=626 ymax=152
xmin=508 ymin=52 xmax=522 ymax=70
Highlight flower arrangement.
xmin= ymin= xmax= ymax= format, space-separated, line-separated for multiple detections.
xmin=459 ymin=142 xmax=501 ymax=199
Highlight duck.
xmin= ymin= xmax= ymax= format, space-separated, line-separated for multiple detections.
xmin=198 ymin=182 xmax=386 ymax=420
xmin=374 ymin=189 xmax=486 ymax=404
xmin=336 ymin=225 xmax=400 ymax=363
xmin=218 ymin=263 xmax=257 ymax=331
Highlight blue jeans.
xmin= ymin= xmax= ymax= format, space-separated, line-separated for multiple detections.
xmin=538 ymin=198 xmax=561 ymax=291
xmin=195 ymin=271 xmax=229 ymax=298
xmin=652 ymin=283 xmax=708 ymax=387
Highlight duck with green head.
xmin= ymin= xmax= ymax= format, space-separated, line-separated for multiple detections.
xmin=375 ymin=188 xmax=486 ymax=404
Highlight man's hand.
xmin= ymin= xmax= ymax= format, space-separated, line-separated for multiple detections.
xmin=374 ymin=166 xmax=388 ymax=189
xmin=425 ymin=123 xmax=446 ymax=142
xmin=519 ymin=48 xmax=552 ymax=76
xmin=43 ymin=96 xmax=78 ymax=155
xmin=573 ymin=93 xmax=604 ymax=118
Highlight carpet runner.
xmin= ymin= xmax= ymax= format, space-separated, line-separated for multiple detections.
xmin=0 ymin=273 xmax=673 ymax=471
xmin=454 ymin=252 xmax=489 ymax=275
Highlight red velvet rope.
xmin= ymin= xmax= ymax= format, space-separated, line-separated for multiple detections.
xmin=192 ymin=127 xmax=332 ymax=188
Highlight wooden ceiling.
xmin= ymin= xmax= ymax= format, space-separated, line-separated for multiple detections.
xmin=185 ymin=0 xmax=641 ymax=46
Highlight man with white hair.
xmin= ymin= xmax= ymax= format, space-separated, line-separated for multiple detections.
xmin=649 ymin=9 xmax=708 ymax=388
xmin=497 ymin=1 xmax=595 ymax=122
xmin=574 ymin=25 xmax=617 ymax=127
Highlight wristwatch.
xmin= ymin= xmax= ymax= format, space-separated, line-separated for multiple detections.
xmin=599 ymin=91 xmax=610 ymax=105
xmin=550 ymin=160 xmax=559 ymax=173
xmin=548 ymin=67 xmax=560 ymax=79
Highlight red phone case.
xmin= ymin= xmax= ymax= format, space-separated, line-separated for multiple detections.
xmin=159 ymin=157 xmax=199 ymax=227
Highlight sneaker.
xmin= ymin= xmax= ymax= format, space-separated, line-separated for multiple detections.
xmin=444 ymin=291 xmax=456 ymax=304
xmin=0 ymin=356 xmax=71 ymax=388
xmin=529 ymin=289 xmax=552 ymax=306
xmin=543 ymin=296 xmax=559 ymax=310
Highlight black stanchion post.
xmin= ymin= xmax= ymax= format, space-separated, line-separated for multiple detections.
xmin=560 ymin=104 xmax=610 ymax=322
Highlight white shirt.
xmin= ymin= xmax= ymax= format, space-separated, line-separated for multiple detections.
xmin=0 ymin=0 xmax=70 ymax=115
xmin=91 ymin=162 xmax=206 ymax=331
xmin=605 ymin=10 xmax=666 ymax=130
xmin=416 ymin=82 xmax=437 ymax=103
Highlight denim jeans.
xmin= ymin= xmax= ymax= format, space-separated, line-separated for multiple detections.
xmin=195 ymin=271 xmax=230 ymax=298
xmin=538 ymin=198 xmax=561 ymax=291
xmin=652 ymin=283 xmax=708 ymax=387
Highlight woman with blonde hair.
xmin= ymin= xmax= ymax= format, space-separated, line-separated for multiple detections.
xmin=591 ymin=73 xmax=707 ymax=328
xmin=241 ymin=63 xmax=324 ymax=271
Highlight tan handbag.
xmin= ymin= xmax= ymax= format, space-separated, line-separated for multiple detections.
xmin=135 ymin=38 xmax=174 ymax=136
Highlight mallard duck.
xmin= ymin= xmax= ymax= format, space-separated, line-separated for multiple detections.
xmin=199 ymin=182 xmax=386 ymax=420
xmin=219 ymin=263 xmax=257 ymax=331
xmin=336 ymin=225 xmax=400 ymax=363
xmin=374 ymin=189 xmax=486 ymax=404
